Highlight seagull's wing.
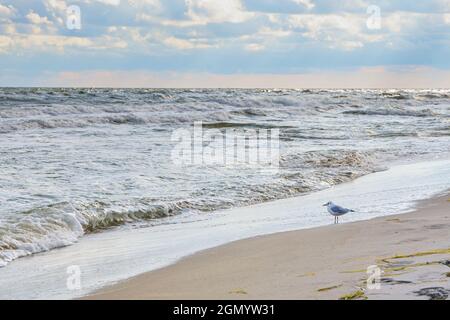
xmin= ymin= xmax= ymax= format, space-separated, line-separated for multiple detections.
xmin=330 ymin=204 xmax=349 ymax=214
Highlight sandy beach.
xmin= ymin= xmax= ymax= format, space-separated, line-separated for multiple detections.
xmin=86 ymin=192 xmax=450 ymax=300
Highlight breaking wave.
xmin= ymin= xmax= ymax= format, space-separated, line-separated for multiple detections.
xmin=342 ymin=109 xmax=438 ymax=117
xmin=0 ymin=148 xmax=381 ymax=267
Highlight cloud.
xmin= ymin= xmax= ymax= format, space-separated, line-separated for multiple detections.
xmin=163 ymin=35 xmax=213 ymax=49
xmin=137 ymin=0 xmax=254 ymax=27
xmin=26 ymin=11 xmax=53 ymax=25
xmin=186 ymin=0 xmax=254 ymax=24
xmin=94 ymin=0 xmax=122 ymax=6
xmin=445 ymin=13 xmax=450 ymax=24
xmin=287 ymin=13 xmax=381 ymax=50
xmin=0 ymin=35 xmax=13 ymax=53
xmin=163 ymin=36 xmax=194 ymax=49
xmin=0 ymin=3 xmax=14 ymax=15
xmin=2 ymin=0 xmax=447 ymax=54
xmin=0 ymin=3 xmax=16 ymax=22
xmin=43 ymin=0 xmax=67 ymax=16
xmin=291 ymin=0 xmax=315 ymax=10
xmin=0 ymin=0 xmax=449 ymax=86
xmin=0 ymin=33 xmax=128 ymax=53
xmin=244 ymin=43 xmax=264 ymax=51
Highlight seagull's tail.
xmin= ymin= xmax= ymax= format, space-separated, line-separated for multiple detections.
xmin=350 ymin=209 xmax=355 ymax=212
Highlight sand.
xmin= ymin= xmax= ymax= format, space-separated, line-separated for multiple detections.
xmin=85 ymin=193 xmax=450 ymax=300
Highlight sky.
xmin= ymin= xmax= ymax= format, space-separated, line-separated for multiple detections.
xmin=0 ymin=0 xmax=450 ymax=87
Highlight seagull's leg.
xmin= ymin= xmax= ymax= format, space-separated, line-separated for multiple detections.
xmin=337 ymin=216 xmax=339 ymax=224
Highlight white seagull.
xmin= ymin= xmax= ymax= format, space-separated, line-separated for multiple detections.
xmin=323 ymin=201 xmax=354 ymax=224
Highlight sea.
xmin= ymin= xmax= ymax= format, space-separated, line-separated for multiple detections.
xmin=0 ymin=88 xmax=449 ymax=280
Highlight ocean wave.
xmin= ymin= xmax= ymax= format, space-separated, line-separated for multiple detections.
xmin=1 ymin=88 xmax=448 ymax=134
xmin=0 ymin=111 xmax=234 ymax=133
xmin=342 ymin=108 xmax=437 ymax=117
xmin=0 ymin=199 xmax=188 ymax=267
xmin=231 ymin=108 xmax=267 ymax=116
xmin=381 ymin=92 xmax=411 ymax=100
xmin=0 ymin=114 xmax=146 ymax=133
xmin=0 ymin=149 xmax=381 ymax=267
xmin=414 ymin=93 xmax=450 ymax=99
xmin=202 ymin=122 xmax=294 ymax=129
xmin=1 ymin=88 xmax=448 ymax=268
xmin=281 ymin=149 xmax=378 ymax=170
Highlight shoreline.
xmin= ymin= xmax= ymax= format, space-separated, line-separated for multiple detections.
xmin=1 ymin=159 xmax=448 ymax=299
xmin=86 ymin=192 xmax=450 ymax=300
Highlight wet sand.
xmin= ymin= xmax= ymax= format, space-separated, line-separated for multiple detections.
xmin=86 ymin=193 xmax=450 ymax=300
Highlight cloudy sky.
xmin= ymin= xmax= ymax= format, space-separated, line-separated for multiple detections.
xmin=1 ymin=0 xmax=450 ymax=87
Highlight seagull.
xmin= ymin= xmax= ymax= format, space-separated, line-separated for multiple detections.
xmin=323 ymin=201 xmax=354 ymax=224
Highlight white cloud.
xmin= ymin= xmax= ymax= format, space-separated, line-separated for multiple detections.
xmin=382 ymin=12 xmax=439 ymax=34
xmin=124 ymin=27 xmax=152 ymax=45
xmin=0 ymin=35 xmax=13 ymax=53
xmin=44 ymin=0 xmax=67 ymax=13
xmin=289 ymin=14 xmax=362 ymax=36
xmin=291 ymin=0 xmax=315 ymax=10
xmin=245 ymin=43 xmax=264 ymax=51
xmin=10 ymin=34 xmax=93 ymax=53
xmin=445 ymin=13 xmax=450 ymax=24
xmin=163 ymin=36 xmax=196 ymax=49
xmin=238 ymin=26 xmax=291 ymax=52
xmin=136 ymin=0 xmax=255 ymax=28
xmin=42 ymin=0 xmax=67 ymax=27
xmin=0 ymin=4 xmax=14 ymax=16
xmin=0 ymin=3 xmax=16 ymax=22
xmin=3 ymin=23 xmax=15 ymax=34
xmin=94 ymin=0 xmax=121 ymax=5
xmin=0 ymin=33 xmax=129 ymax=54
xmin=26 ymin=11 xmax=53 ymax=26
xmin=258 ymin=26 xmax=291 ymax=38
xmin=185 ymin=0 xmax=253 ymax=24
xmin=128 ymin=0 xmax=161 ymax=9
xmin=163 ymin=35 xmax=214 ymax=49
xmin=288 ymin=13 xmax=383 ymax=50
xmin=441 ymin=0 xmax=450 ymax=11
xmin=0 ymin=0 xmax=448 ymax=59
xmin=137 ymin=0 xmax=253 ymax=27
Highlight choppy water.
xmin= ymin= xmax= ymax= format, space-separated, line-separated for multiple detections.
xmin=0 ymin=88 xmax=449 ymax=267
